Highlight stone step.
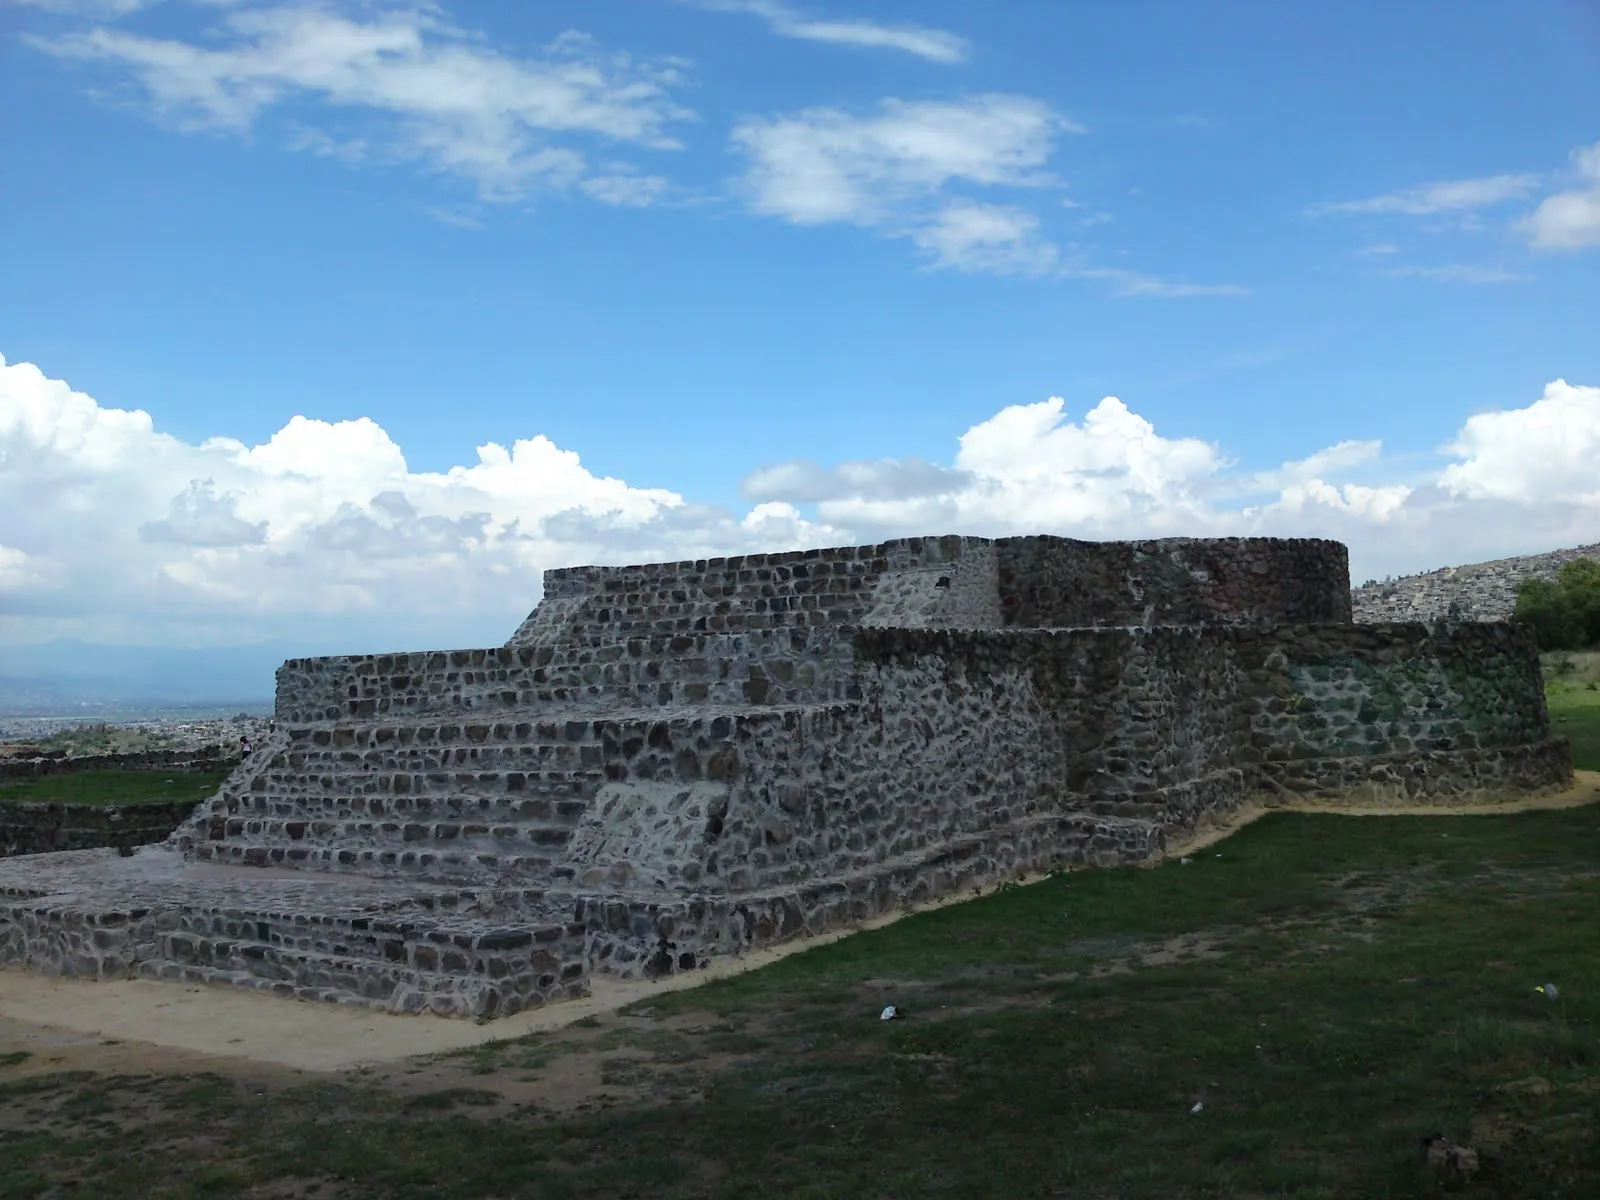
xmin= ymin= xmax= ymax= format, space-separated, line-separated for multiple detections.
xmin=248 ymin=765 xmax=601 ymax=798
xmin=230 ymin=791 xmax=593 ymax=823
xmin=509 ymin=679 xmax=849 ymax=709
xmin=187 ymin=838 xmax=573 ymax=883
xmin=211 ymin=814 xmax=581 ymax=854
xmin=145 ymin=925 xmax=586 ymax=1017
xmin=524 ymin=626 xmax=847 ymax=662
xmin=581 ymin=604 xmax=867 ymax=635
xmin=286 ymin=719 xmax=605 ymax=752
xmin=278 ymin=745 xmax=603 ymax=772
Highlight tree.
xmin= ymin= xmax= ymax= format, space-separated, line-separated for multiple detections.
xmin=1558 ymin=558 xmax=1600 ymax=646
xmin=1514 ymin=558 xmax=1600 ymax=650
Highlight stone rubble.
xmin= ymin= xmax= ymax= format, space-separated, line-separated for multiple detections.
xmin=1351 ymin=542 xmax=1600 ymax=624
xmin=0 ymin=534 xmax=1571 ymax=1019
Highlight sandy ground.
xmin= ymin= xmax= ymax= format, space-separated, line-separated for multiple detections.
xmin=2 ymin=769 xmax=1596 ymax=1076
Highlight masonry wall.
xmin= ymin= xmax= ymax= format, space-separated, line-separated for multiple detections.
xmin=0 ymin=800 xmax=195 ymax=857
xmin=274 ymin=629 xmax=861 ymax=724
xmin=561 ymin=628 xmax=1253 ymax=900
xmin=1235 ymin=620 xmax=1568 ymax=801
xmin=995 ymin=537 xmax=1352 ymax=628
xmin=554 ymin=619 xmax=1565 ymax=905
xmin=512 ymin=535 xmax=994 ymax=647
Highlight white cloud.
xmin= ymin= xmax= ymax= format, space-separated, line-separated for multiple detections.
xmin=911 ymin=201 xmax=1059 ymax=274
xmin=1381 ymin=264 xmax=1529 ymax=285
xmin=28 ymin=6 xmax=693 ymax=203
xmin=691 ymin=0 xmax=967 ymax=63
xmin=9 ymin=353 xmax=1598 ymax=649
xmin=742 ymin=458 xmax=970 ymax=504
xmin=1439 ymin=380 xmax=1600 ymax=503
xmin=1068 ymin=267 xmax=1250 ymax=299
xmin=1307 ymin=173 xmax=1541 ymax=217
xmin=1234 ymin=440 xmax=1384 ymax=494
xmin=729 ymin=96 xmax=1240 ymax=292
xmin=0 ymin=353 xmax=837 ymax=645
xmin=1269 ymin=480 xmax=1413 ymax=523
xmin=742 ymin=383 xmax=1600 ymax=582
xmin=0 ymin=546 xmax=51 ymax=591
xmin=732 ymin=94 xmax=1071 ymax=226
xmin=1521 ymin=140 xmax=1600 ymax=251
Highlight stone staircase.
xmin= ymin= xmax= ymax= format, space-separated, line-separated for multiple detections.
xmin=137 ymin=894 xmax=584 ymax=1016
xmin=183 ymin=719 xmax=606 ymax=883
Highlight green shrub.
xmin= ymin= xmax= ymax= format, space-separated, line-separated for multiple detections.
xmin=1515 ymin=558 xmax=1600 ymax=650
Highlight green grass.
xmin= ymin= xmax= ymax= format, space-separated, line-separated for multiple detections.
xmin=0 ymin=768 xmax=232 ymax=807
xmin=1546 ymin=681 xmax=1600 ymax=772
xmin=3 ymin=805 xmax=1600 ymax=1197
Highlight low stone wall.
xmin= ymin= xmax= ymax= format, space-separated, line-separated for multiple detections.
xmin=0 ymin=800 xmax=196 ymax=857
xmin=0 ymin=749 xmax=236 ymax=782
xmin=995 ymin=536 xmax=1352 ymax=629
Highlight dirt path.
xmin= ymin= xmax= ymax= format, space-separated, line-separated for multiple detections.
xmin=2 ymin=770 xmax=1595 ymax=1079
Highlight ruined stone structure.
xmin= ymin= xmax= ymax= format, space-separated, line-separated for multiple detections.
xmin=1351 ymin=542 xmax=1600 ymax=624
xmin=0 ymin=536 xmax=1571 ymax=1018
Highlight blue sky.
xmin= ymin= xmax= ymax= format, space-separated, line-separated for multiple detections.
xmin=2 ymin=0 xmax=1599 ymax=669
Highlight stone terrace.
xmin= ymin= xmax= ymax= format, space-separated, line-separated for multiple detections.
xmin=0 ymin=536 xmax=1572 ymax=1018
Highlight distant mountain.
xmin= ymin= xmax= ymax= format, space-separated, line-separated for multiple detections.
xmin=1351 ymin=542 xmax=1600 ymax=624
xmin=0 ymin=639 xmax=288 ymax=715
xmin=0 ymin=617 xmax=516 ymax=718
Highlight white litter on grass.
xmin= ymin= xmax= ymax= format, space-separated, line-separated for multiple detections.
xmin=1180 ymin=857 xmax=1193 ymax=865
xmin=880 ymin=1005 xmax=899 ymax=1021
xmin=1190 ymin=1101 xmax=1204 ymax=1115
xmin=1537 ymin=984 xmax=1561 ymax=1000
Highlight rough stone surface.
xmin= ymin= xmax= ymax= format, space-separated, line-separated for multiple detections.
xmin=0 ymin=534 xmax=1569 ymax=1018
xmin=1351 ymin=542 xmax=1600 ymax=624
xmin=0 ymin=801 xmax=196 ymax=857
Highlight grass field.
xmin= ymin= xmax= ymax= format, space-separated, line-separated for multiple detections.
xmin=0 ymin=768 xmax=232 ymax=807
xmin=1546 ymin=671 xmax=1600 ymax=773
xmin=3 ymin=802 xmax=1600 ymax=1198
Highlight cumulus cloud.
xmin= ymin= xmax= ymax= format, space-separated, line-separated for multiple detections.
xmin=741 ymin=384 xmax=1600 ymax=582
xmin=689 ymin=0 xmax=967 ymax=63
xmin=26 ymin=5 xmax=693 ymax=203
xmin=0 ymin=546 xmax=51 ymax=591
xmin=140 ymin=480 xmax=269 ymax=547
xmin=7 ymin=353 xmax=1600 ymax=649
xmin=0 ymin=353 xmax=834 ymax=645
xmin=1439 ymin=380 xmax=1600 ymax=503
xmin=1521 ymin=140 xmax=1600 ymax=250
